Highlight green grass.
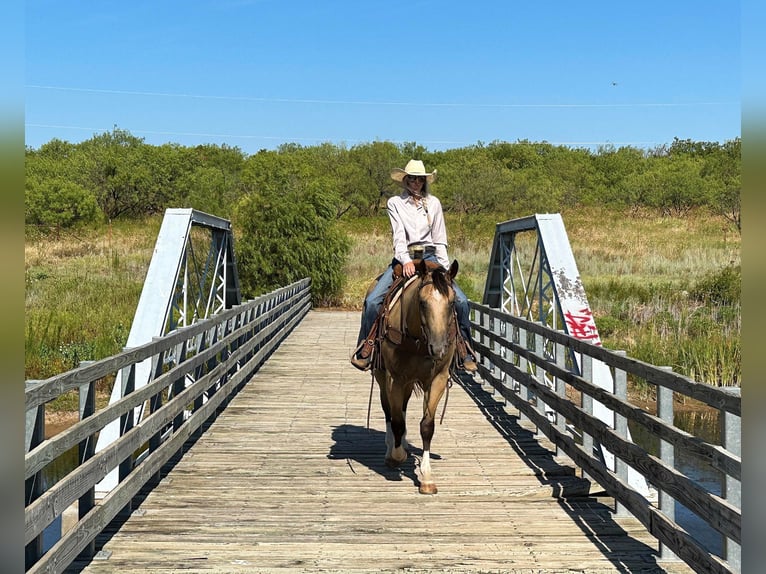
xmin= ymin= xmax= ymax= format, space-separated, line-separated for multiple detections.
xmin=25 ymin=219 xmax=160 ymax=381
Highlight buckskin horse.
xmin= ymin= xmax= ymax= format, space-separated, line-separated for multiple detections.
xmin=373 ymin=258 xmax=459 ymax=495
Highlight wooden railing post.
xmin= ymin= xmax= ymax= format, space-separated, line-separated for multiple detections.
xmin=78 ymin=373 xmax=97 ymax=559
xmin=657 ymin=366 xmax=677 ymax=561
xmin=148 ymin=347 xmax=167 ymax=486
xmin=534 ymin=327 xmax=546 ymax=435
xmin=517 ymin=325 xmax=530 ymax=423
xmin=612 ymin=351 xmax=629 ymax=517
xmin=554 ymin=340 xmax=567 ymax=458
xmin=480 ymin=308 xmax=491 ymax=378
xmin=118 ymin=363 xmax=137 ymax=517
xmin=580 ymin=354 xmax=594 ymax=482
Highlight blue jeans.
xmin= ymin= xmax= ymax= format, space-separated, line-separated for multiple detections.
xmin=356 ymin=256 xmax=473 ymax=350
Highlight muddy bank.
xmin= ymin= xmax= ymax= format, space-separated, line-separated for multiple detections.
xmin=44 ymin=411 xmax=80 ymax=439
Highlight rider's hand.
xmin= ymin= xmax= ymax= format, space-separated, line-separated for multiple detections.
xmin=403 ymin=261 xmax=416 ymax=277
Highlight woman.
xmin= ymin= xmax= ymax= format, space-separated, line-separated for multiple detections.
xmin=351 ymin=159 xmax=477 ymax=372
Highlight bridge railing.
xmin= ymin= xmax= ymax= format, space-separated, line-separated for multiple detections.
xmin=24 ymin=278 xmax=311 ymax=574
xmin=469 ymin=301 xmax=741 ymax=574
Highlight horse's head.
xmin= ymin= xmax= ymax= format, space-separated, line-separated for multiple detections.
xmin=414 ymin=259 xmax=459 ymax=360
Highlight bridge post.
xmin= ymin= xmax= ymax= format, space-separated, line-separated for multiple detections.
xmin=95 ymin=209 xmax=242 ymax=497
xmin=482 ymin=213 xmax=648 ymax=496
xmin=657 ymin=366 xmax=677 ymax=561
xmin=722 ymin=392 xmax=741 ymax=571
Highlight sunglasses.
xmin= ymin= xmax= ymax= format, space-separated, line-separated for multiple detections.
xmin=405 ymin=175 xmax=426 ymax=183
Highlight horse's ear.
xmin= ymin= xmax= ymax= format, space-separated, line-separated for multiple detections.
xmin=449 ymin=259 xmax=459 ymax=279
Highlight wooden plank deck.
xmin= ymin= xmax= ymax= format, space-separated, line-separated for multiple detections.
xmin=74 ymin=310 xmax=692 ymax=573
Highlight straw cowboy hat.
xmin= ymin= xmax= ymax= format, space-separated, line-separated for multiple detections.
xmin=391 ymin=159 xmax=437 ymax=184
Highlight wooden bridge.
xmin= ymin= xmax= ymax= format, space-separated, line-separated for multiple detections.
xmin=25 ymin=280 xmax=741 ymax=574
xmin=64 ymin=309 xmax=694 ymax=574
xmin=25 ymin=211 xmax=741 ymax=573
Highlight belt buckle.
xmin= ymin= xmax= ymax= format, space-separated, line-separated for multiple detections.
xmin=409 ymin=245 xmax=425 ymax=260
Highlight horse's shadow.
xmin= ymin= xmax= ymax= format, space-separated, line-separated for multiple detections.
xmin=327 ymin=423 xmax=441 ymax=488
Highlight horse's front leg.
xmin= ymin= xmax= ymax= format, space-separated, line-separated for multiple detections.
xmin=418 ymin=373 xmax=449 ymax=495
xmin=384 ymin=376 xmax=409 ymax=468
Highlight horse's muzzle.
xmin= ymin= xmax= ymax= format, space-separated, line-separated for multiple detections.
xmin=428 ymin=338 xmax=450 ymax=360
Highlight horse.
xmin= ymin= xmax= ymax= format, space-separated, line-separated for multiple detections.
xmin=373 ymin=258 xmax=459 ymax=495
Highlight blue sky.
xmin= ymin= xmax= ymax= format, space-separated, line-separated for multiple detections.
xmin=25 ymin=1 xmax=741 ymax=154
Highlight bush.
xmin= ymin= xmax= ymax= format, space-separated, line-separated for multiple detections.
xmin=25 ymin=177 xmax=100 ymax=227
xmin=233 ymin=183 xmax=351 ymax=305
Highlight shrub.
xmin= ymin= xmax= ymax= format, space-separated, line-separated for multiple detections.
xmin=233 ymin=183 xmax=351 ymax=306
xmin=690 ymin=264 xmax=740 ymax=306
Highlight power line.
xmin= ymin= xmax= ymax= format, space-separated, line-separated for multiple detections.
xmin=25 ymin=84 xmax=738 ymax=109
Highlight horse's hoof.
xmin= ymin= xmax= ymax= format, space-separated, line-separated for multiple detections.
xmin=385 ymin=457 xmax=402 ymax=468
xmin=419 ymin=482 xmax=438 ymax=495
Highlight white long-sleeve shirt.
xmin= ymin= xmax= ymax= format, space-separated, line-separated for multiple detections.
xmin=386 ymin=190 xmax=450 ymax=268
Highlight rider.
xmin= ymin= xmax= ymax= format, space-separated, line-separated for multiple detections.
xmin=350 ymin=159 xmax=477 ymax=373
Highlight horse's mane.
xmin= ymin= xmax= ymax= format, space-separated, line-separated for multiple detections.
xmin=429 ymin=267 xmax=451 ymax=297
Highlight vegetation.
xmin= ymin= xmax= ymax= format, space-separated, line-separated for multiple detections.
xmin=25 ymin=131 xmax=740 ymax=391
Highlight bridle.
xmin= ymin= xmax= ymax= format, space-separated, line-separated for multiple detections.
xmin=406 ymin=271 xmax=455 ymax=355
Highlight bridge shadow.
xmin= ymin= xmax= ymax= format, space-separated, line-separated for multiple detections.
xmin=454 ymin=372 xmax=668 ymax=573
xmin=327 ymin=423 xmax=436 ymax=490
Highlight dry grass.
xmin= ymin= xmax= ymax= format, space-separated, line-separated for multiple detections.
xmin=339 ymin=206 xmax=741 ymax=387
xmin=25 ymin=206 xmax=740 ymax=389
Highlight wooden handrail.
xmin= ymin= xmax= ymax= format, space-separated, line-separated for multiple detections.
xmin=24 ymin=279 xmax=311 ymax=574
xmin=468 ymin=301 xmax=741 ymax=574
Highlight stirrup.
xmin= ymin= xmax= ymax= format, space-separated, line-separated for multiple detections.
xmin=351 ymin=340 xmax=374 ymax=371
xmin=351 ymin=352 xmax=372 ymax=371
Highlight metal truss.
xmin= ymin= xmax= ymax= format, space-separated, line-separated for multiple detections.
xmin=482 ymin=213 xmax=647 ymax=495
xmin=95 ymin=208 xmax=241 ymax=495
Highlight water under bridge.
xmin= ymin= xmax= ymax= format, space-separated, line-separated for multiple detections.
xmin=25 ymin=210 xmax=741 ymax=574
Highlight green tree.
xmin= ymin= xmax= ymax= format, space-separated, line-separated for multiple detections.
xmin=487 ymin=140 xmax=543 ymax=171
xmin=649 ymin=155 xmax=710 ymax=216
xmin=591 ymin=145 xmax=647 ymax=205
xmin=76 ymin=128 xmax=154 ymax=218
xmin=702 ymin=138 xmax=740 ymax=232
xmin=346 ymin=141 xmax=403 ymax=217
xmin=435 ymin=148 xmax=513 ymax=214
xmin=176 ymin=144 xmax=246 ymax=218
xmin=25 ymin=145 xmax=101 ymax=227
